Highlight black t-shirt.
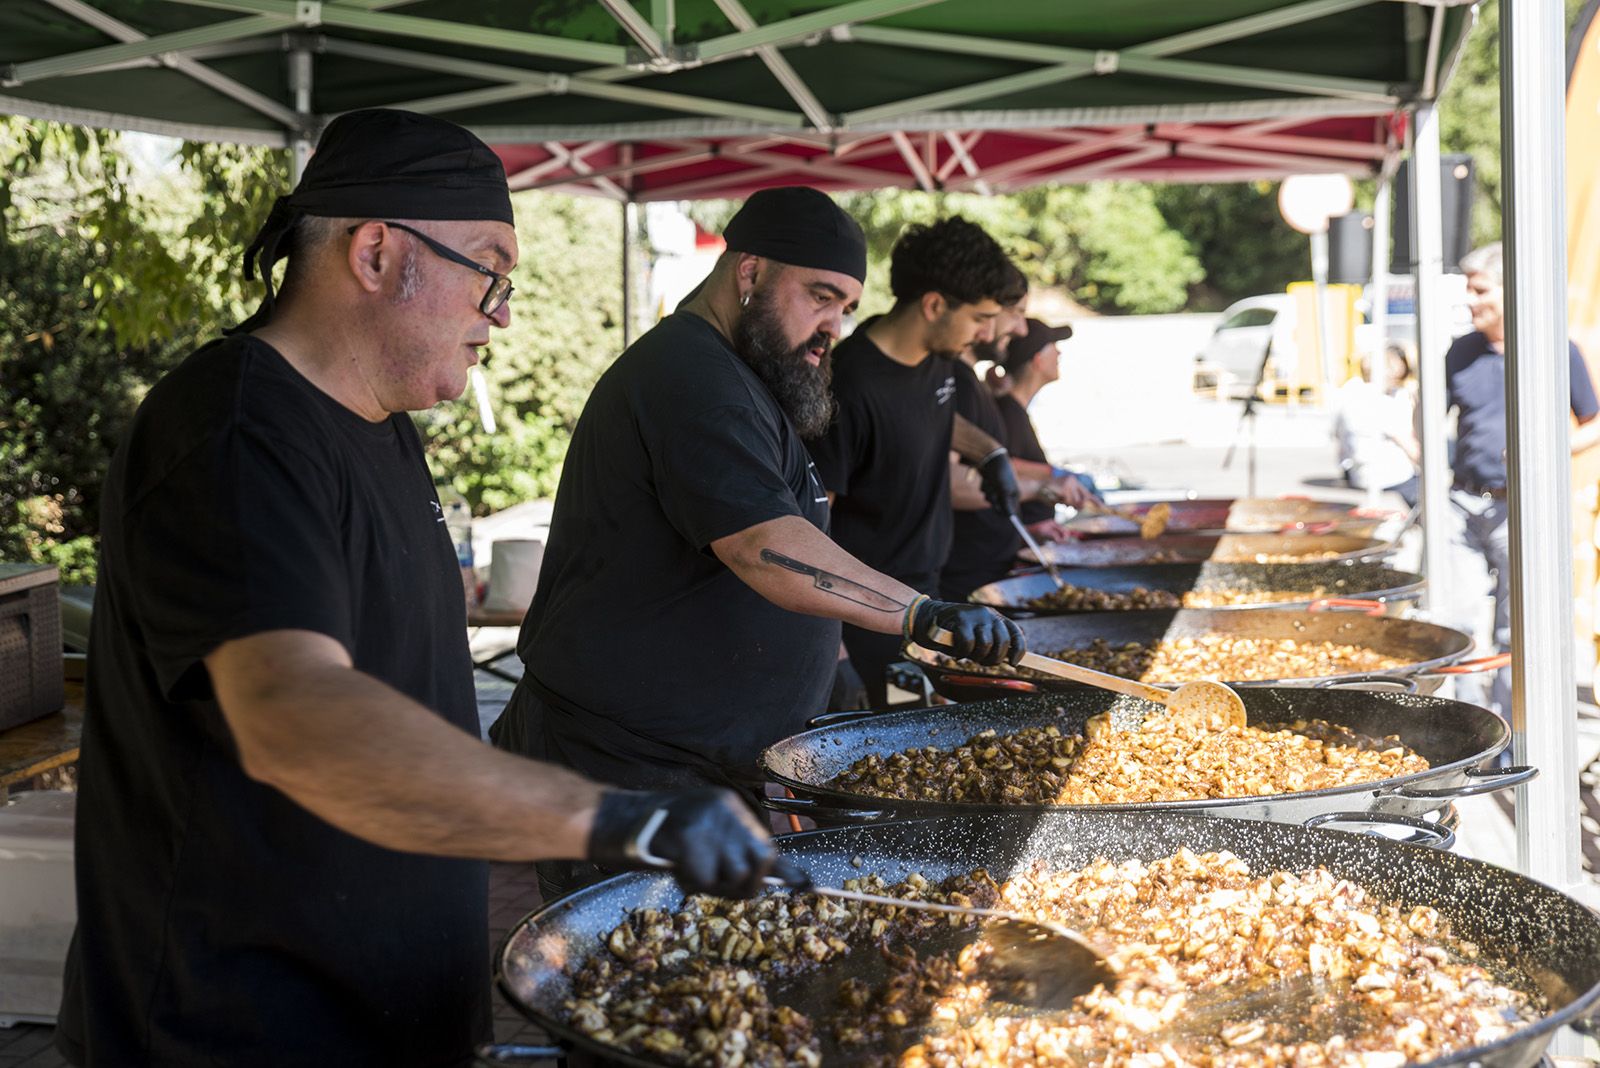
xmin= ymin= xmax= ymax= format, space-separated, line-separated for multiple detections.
xmin=513 ymin=312 xmax=838 ymax=786
xmin=58 ymin=338 xmax=487 ymax=1068
xmin=1446 ymin=331 xmax=1600 ymax=489
xmin=996 ymin=392 xmax=1055 ymax=526
xmin=806 ymin=327 xmax=957 ymax=587
xmin=941 ymin=361 xmax=1021 ymax=600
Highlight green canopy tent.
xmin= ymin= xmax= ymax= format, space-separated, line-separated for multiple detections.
xmin=4 ymin=2 xmax=1594 ymax=953
xmin=1 ymin=0 xmax=1467 ymax=185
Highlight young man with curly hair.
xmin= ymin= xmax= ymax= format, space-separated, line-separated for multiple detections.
xmin=806 ymin=217 xmax=1028 ymax=706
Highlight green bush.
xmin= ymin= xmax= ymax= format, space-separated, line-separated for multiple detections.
xmin=419 ymin=192 xmax=624 ymax=512
xmin=689 ymin=183 xmax=1203 ymax=316
xmin=2 ymin=117 xmax=628 ymax=581
xmin=0 ymin=226 xmax=203 ymax=584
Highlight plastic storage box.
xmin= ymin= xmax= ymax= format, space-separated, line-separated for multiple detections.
xmin=0 ymin=790 xmax=76 ymax=1026
xmin=0 ymin=564 xmax=64 ymax=730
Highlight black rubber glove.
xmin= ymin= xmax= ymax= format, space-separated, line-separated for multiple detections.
xmin=587 ymin=788 xmax=810 ymax=899
xmin=906 ymin=598 xmax=1027 ymax=667
xmin=976 ymin=447 xmax=1021 ymax=518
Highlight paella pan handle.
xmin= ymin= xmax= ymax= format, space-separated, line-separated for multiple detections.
xmin=1307 ymin=597 xmax=1386 ymax=617
xmin=1432 ymin=652 xmax=1513 ymax=675
xmin=1384 ymin=764 xmax=1539 ymax=800
xmin=759 ymin=792 xmax=897 ymax=823
xmin=806 ymin=708 xmax=884 ymax=728
xmin=475 ymin=1043 xmax=567 ymax=1064
xmin=1311 ymin=673 xmax=1420 ymax=694
xmin=945 ymin=674 xmax=1040 ymax=693
xmin=1301 ymin=810 xmax=1456 ymax=850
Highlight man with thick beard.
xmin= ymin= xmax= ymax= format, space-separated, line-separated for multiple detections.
xmin=491 ymin=187 xmax=1023 ymax=900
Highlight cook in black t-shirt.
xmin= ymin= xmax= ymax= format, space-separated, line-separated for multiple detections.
xmin=58 ymin=109 xmax=795 ymax=1068
xmin=942 ymin=358 xmax=1025 ymax=600
xmin=805 ymin=218 xmax=1030 ymax=705
xmin=491 ymin=189 xmax=1024 ymax=898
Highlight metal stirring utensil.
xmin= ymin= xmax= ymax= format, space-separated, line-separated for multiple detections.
xmin=1011 ymin=514 xmax=1067 ymax=589
xmin=626 ymin=809 xmax=1115 ymax=1008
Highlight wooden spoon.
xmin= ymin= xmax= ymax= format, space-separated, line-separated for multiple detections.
xmin=1016 ymin=651 xmax=1247 ymax=730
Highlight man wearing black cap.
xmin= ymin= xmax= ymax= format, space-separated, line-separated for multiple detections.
xmin=57 ymin=110 xmax=800 ymax=1068
xmin=491 ymin=187 xmax=1024 ymax=896
xmin=804 ymin=218 xmax=1033 ymax=704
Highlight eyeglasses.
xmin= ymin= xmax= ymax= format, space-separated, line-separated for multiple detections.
xmin=346 ymin=221 xmax=514 ymax=318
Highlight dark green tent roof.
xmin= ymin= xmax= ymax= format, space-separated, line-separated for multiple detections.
xmin=1 ymin=0 xmax=1474 ymax=195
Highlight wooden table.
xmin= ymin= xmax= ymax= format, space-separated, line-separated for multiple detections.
xmin=467 ymin=607 xmax=525 ymax=682
xmin=0 ymin=680 xmax=82 ymax=801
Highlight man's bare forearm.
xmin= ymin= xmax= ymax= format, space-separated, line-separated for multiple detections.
xmin=951 ymin=413 xmax=1004 ymax=464
xmin=713 ymin=515 xmax=920 ymax=634
xmin=208 ymin=632 xmax=603 ymax=862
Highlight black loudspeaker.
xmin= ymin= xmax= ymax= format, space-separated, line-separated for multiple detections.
xmin=1327 ymin=212 xmax=1375 ymax=285
xmin=1391 ymin=154 xmax=1475 ymax=274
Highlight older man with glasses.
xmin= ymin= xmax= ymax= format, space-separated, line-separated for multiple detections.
xmin=56 ymin=109 xmax=797 ymax=1068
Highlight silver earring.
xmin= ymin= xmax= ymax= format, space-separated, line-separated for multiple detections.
xmin=740 ymin=291 xmax=751 ymax=307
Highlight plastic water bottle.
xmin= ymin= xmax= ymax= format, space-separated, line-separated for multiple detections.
xmin=438 ymin=486 xmax=478 ymax=610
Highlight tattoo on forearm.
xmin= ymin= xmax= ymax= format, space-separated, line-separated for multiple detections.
xmin=759 ymin=549 xmax=908 ymax=613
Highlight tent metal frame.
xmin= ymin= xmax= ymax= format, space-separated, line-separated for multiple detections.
xmin=6 ymin=0 xmax=1420 ymax=151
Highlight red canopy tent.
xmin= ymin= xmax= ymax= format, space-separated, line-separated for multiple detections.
xmin=492 ymin=114 xmax=1398 ymax=200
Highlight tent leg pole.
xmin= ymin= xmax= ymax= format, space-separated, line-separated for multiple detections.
xmin=622 ymin=200 xmax=634 ymax=349
xmin=1370 ymin=176 xmax=1391 ymax=385
xmin=1503 ymin=0 xmax=1585 ymax=924
xmin=1413 ymin=105 xmax=1451 ymax=615
xmin=288 ymin=46 xmax=312 ymax=184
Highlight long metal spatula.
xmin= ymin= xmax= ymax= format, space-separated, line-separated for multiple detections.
xmin=1010 ymin=514 xmax=1066 ymax=589
xmin=628 ymin=809 xmax=1114 ymax=1008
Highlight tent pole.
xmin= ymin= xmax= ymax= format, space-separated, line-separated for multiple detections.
xmin=288 ymin=45 xmax=312 ymax=183
xmin=622 ymin=200 xmax=634 ymax=348
xmin=1412 ymin=104 xmax=1450 ymax=614
xmin=1369 ymin=173 xmax=1391 ymax=386
xmin=1502 ymin=0 xmax=1585 ymax=919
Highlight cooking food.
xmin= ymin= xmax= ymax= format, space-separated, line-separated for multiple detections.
xmin=826 ymin=713 xmax=1428 ymax=805
xmin=563 ymin=849 xmax=1541 ymax=1068
xmin=940 ymin=636 xmax=1406 ymax=684
xmin=1022 ymin=584 xmax=1330 ymax=612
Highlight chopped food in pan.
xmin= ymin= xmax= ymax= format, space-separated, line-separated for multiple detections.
xmin=563 ymin=850 xmax=1541 ymax=1068
xmin=938 ymin=636 xmax=1407 ymax=684
xmin=1021 ymin=584 xmax=1332 ymax=612
xmin=826 ymin=714 xmax=1428 ymax=805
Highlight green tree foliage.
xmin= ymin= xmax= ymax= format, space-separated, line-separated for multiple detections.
xmin=1151 ymin=182 xmax=1308 ymax=309
xmin=1438 ymin=0 xmax=1591 ymax=246
xmin=0 ymin=221 xmax=207 ymax=584
xmin=688 ymin=182 xmax=1203 ymax=317
xmin=419 ymin=195 xmax=624 ymax=512
xmin=1 ymin=116 xmax=625 ymax=581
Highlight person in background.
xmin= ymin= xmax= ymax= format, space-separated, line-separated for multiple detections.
xmin=993 ymin=317 xmax=1086 ymax=540
xmin=942 ymin=286 xmax=1093 ymax=600
xmin=1443 ymin=241 xmax=1600 ymax=715
xmin=1332 ymin=343 xmax=1419 ymax=508
xmin=806 ymin=217 xmax=1028 ymax=706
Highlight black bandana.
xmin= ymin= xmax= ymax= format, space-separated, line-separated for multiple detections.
xmin=229 ymin=108 xmax=513 ymax=334
xmin=722 ymin=186 xmax=867 ymax=282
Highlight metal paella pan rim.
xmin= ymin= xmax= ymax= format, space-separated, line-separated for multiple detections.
xmin=758 ymin=688 xmax=1518 ymax=823
xmin=494 ymin=810 xmax=1600 ymax=1068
